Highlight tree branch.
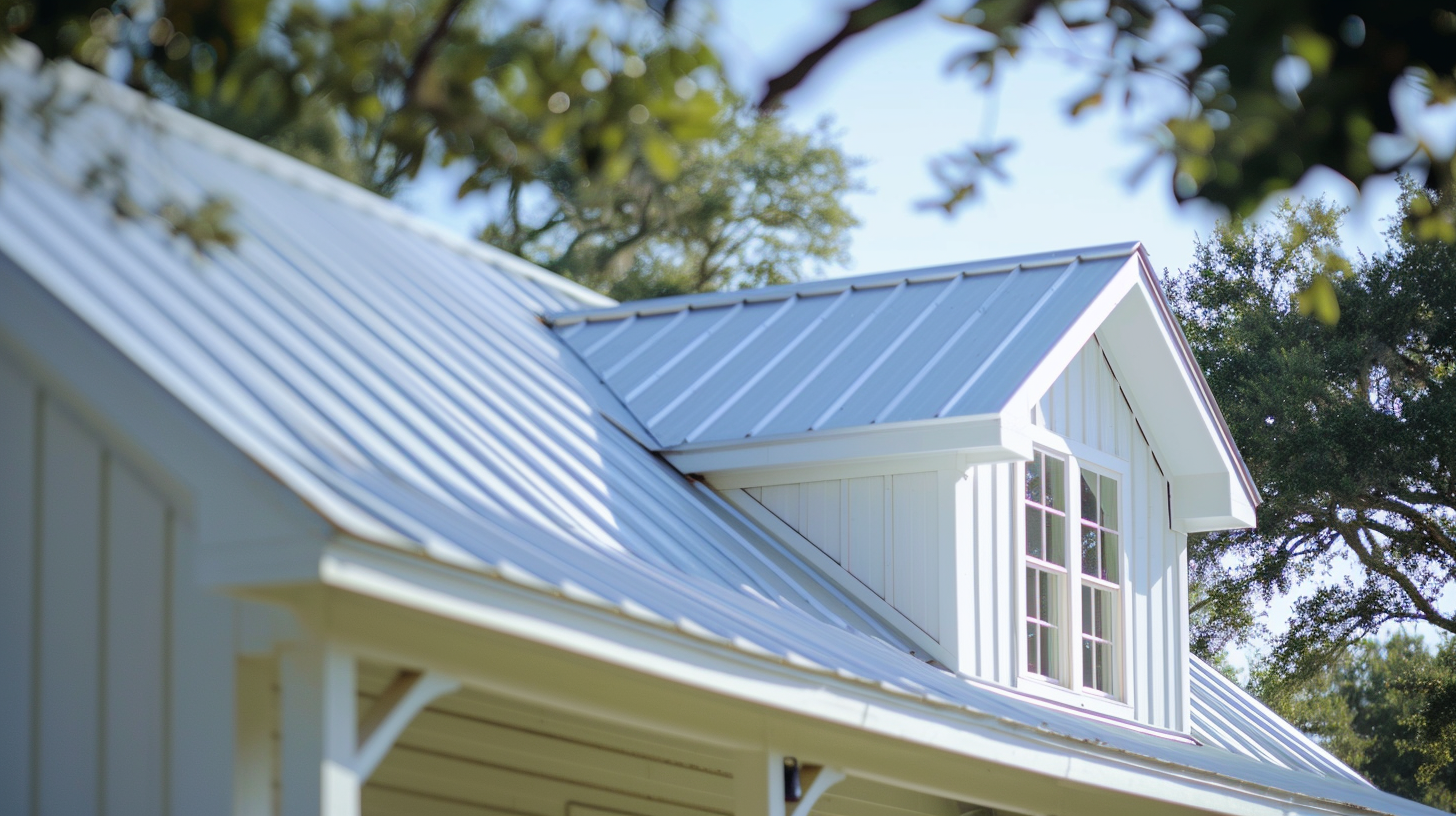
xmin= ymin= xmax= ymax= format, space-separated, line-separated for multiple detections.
xmin=759 ymin=0 xmax=927 ymax=111
xmin=403 ymin=0 xmax=470 ymax=109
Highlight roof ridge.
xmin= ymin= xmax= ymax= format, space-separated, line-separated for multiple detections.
xmin=547 ymin=241 xmax=1142 ymax=326
xmin=6 ymin=44 xmax=613 ymax=309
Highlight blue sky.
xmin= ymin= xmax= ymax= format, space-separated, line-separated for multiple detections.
xmin=708 ymin=0 xmax=1404 ymax=279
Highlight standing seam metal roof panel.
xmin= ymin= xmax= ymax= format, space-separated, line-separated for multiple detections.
xmin=551 ymin=253 xmax=1133 ymax=448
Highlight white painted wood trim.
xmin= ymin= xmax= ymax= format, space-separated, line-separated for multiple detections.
xmin=789 ymin=766 xmax=847 ymax=816
xmin=353 ymin=669 xmax=460 ymax=780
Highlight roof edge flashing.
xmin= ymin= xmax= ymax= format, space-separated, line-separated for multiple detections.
xmin=547 ymin=242 xmax=1144 ymax=327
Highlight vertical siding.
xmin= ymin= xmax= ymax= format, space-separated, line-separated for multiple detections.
xmin=954 ymin=462 xmax=1018 ymax=685
xmin=0 ymin=350 xmax=204 ymax=815
xmin=104 ymin=465 xmax=168 ymax=816
xmin=798 ymin=480 xmax=842 ymax=565
xmin=0 ymin=354 xmax=37 ymax=816
xmin=748 ymin=472 xmax=942 ymax=639
xmin=846 ymin=476 xmax=886 ymax=598
xmin=892 ymin=471 xmax=939 ymax=640
xmin=36 ymin=404 xmax=104 ymax=816
xmin=1035 ymin=336 xmax=1186 ymax=730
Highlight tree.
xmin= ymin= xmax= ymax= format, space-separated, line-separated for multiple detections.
xmin=1260 ymin=632 xmax=1456 ymax=811
xmin=1 ymin=0 xmax=861 ymax=295
xmin=760 ymin=0 xmax=1456 ymax=238
xmin=480 ymin=106 xmax=861 ymax=299
xmin=1167 ymin=183 xmax=1456 ymax=682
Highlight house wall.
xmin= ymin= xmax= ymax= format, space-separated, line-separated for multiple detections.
xmin=0 ymin=348 xmax=236 ymax=816
xmin=1034 ymin=336 xmax=1189 ymax=731
xmin=746 ymin=473 xmax=943 ymax=642
xmin=736 ymin=336 xmax=1189 ymax=732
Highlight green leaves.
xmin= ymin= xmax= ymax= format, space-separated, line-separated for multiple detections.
xmin=1258 ymin=633 xmax=1456 ymax=809
xmin=1171 ymin=184 xmax=1456 ymax=723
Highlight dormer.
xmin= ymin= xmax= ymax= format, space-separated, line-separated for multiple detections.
xmin=550 ymin=243 xmax=1258 ymax=732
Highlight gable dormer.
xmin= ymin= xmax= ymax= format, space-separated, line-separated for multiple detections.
xmin=550 ymin=243 xmax=1258 ymax=732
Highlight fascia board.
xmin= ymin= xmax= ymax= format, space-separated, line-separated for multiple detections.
xmin=1129 ymin=248 xmax=1260 ymax=509
xmin=664 ymin=413 xmax=1026 ymax=480
xmin=1004 ymin=250 xmax=1258 ymax=530
xmin=1001 ymin=253 xmax=1142 ymax=423
xmin=0 ymin=249 xmax=351 ymax=569
xmin=289 ymin=538 xmax=1439 ymax=816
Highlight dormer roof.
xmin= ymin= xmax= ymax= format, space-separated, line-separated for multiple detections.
xmin=552 ymin=244 xmax=1258 ymax=529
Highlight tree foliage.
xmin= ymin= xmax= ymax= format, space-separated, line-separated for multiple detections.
xmin=481 ymin=107 xmax=862 ymax=298
xmin=763 ymin=0 xmax=1456 ymax=236
xmin=2 ymin=0 xmax=861 ymax=295
xmin=1168 ymin=182 xmax=1456 ymax=681
xmin=1262 ymin=632 xmax=1456 ymax=811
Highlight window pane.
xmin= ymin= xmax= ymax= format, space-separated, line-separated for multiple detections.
xmin=1025 ymin=567 xmax=1038 ymax=619
xmin=1027 ymin=627 xmax=1039 ymax=674
xmin=1081 ymin=525 xmax=1098 ymax=575
xmin=1041 ymin=628 xmax=1054 ymax=678
xmin=1045 ymin=511 xmax=1065 ymax=563
xmin=1100 ymin=475 xmax=1118 ymax=530
xmin=1101 ymin=531 xmax=1119 ymax=582
xmin=1081 ymin=585 xmax=1092 ymax=635
xmin=1093 ymin=641 xmax=1112 ymax=692
xmin=1026 ymin=454 xmax=1042 ymax=502
xmin=1044 ymin=456 xmax=1065 ymax=511
xmin=1025 ymin=507 xmax=1043 ymax=560
xmin=1037 ymin=571 xmax=1053 ymax=622
xmin=1080 ymin=471 xmax=1098 ymax=522
xmin=1082 ymin=639 xmax=1094 ymax=688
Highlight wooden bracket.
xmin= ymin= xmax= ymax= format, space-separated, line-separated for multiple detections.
xmin=788 ymin=764 xmax=846 ymax=816
xmin=353 ymin=669 xmax=461 ymax=780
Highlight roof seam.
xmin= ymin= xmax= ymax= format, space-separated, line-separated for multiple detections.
xmin=29 ymin=54 xmax=612 ymax=310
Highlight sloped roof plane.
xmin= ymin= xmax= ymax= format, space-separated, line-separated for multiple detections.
xmin=553 ymin=241 xmax=1258 ymax=531
xmin=0 ymin=54 xmax=1435 ymax=816
xmin=551 ymin=248 xmax=1130 ymax=448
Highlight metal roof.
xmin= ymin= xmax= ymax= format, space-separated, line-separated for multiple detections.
xmin=1190 ymin=656 xmax=1369 ymax=784
xmin=0 ymin=58 xmax=1427 ymax=816
xmin=551 ymin=248 xmax=1135 ymax=448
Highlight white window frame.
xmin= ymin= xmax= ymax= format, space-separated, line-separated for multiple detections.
xmin=1017 ymin=436 xmax=1131 ymax=715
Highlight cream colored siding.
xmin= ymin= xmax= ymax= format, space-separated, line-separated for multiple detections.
xmin=1037 ymin=336 xmax=1189 ymax=731
xmin=748 ymin=472 xmax=941 ymax=640
xmin=357 ymin=663 xmax=957 ymax=816
xmin=0 ymin=349 xmax=233 ymax=816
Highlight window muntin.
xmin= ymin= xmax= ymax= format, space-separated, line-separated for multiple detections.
xmin=1024 ymin=451 xmax=1066 ymax=680
xmin=1078 ymin=468 xmax=1120 ymax=695
xmin=1023 ymin=451 xmax=1123 ymax=698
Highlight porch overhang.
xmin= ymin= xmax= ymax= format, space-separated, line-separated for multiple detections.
xmin=236 ymin=536 xmax=1418 ymax=816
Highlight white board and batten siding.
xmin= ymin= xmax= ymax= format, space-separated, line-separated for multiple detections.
xmin=1035 ymin=335 xmax=1190 ymax=732
xmin=0 ymin=348 xmax=237 ymax=816
xmin=746 ymin=472 xmax=946 ymax=643
xmin=741 ymin=335 xmax=1190 ymax=732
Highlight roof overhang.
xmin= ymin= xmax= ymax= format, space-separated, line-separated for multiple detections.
xmin=235 ymin=536 xmax=1431 ymax=816
xmin=1003 ymin=247 xmax=1258 ymax=531
xmin=666 ymin=411 xmax=1032 ymax=487
xmin=653 ymin=246 xmax=1258 ymax=531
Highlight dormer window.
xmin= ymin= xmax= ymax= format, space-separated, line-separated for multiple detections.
xmin=1024 ymin=450 xmax=1124 ymax=699
xmin=1079 ymin=468 xmax=1120 ymax=695
xmin=1024 ymin=451 xmax=1067 ymax=680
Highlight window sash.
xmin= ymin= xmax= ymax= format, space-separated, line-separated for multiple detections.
xmin=1023 ymin=451 xmax=1123 ymax=699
